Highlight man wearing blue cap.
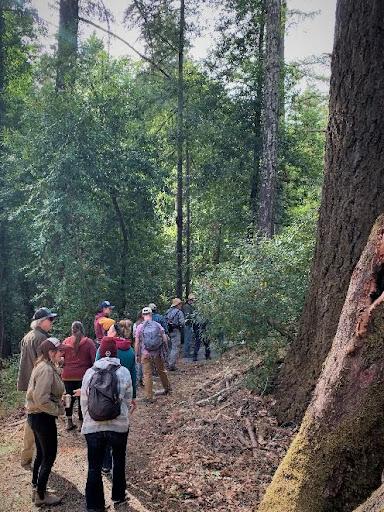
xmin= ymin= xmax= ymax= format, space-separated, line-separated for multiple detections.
xmin=94 ymin=300 xmax=115 ymax=345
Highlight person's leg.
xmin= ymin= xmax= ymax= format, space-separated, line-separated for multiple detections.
xmin=193 ymin=325 xmax=202 ymax=361
xmin=168 ymin=330 xmax=181 ymax=370
xmin=183 ymin=325 xmax=192 ymax=358
xmin=21 ymin=418 xmax=35 ymax=466
xmin=155 ymin=357 xmax=171 ymax=392
xmin=108 ymin=431 xmax=128 ymax=503
xmin=102 ymin=445 xmax=113 ymax=472
xmin=28 ymin=415 xmax=42 ymax=490
xmin=142 ymin=356 xmax=154 ymax=400
xmin=31 ymin=414 xmax=57 ymax=499
xmin=85 ymin=432 xmax=107 ymax=510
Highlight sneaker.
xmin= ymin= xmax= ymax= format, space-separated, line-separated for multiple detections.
xmin=34 ymin=491 xmax=62 ymax=507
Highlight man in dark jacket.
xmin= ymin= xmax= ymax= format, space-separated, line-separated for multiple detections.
xmin=17 ymin=307 xmax=57 ymax=467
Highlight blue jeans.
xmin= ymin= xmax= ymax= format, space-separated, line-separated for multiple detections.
xmin=85 ymin=430 xmax=128 ymax=509
xmin=183 ymin=324 xmax=193 ymax=357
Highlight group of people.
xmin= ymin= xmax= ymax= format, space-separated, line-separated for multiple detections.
xmin=16 ymin=295 xmax=210 ymax=511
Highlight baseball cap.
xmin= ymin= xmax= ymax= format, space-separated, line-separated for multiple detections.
xmin=32 ymin=308 xmax=58 ymax=321
xmin=99 ymin=300 xmax=115 ymax=310
xmin=142 ymin=307 xmax=152 ymax=315
xmin=46 ymin=337 xmax=63 ymax=350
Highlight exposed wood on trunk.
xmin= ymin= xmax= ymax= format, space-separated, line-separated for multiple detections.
xmin=274 ymin=0 xmax=384 ymax=424
xmin=176 ymin=0 xmax=185 ymax=298
xmin=259 ymin=215 xmax=384 ymax=511
xmin=244 ymin=417 xmax=258 ymax=458
xmin=56 ymin=0 xmax=79 ymax=91
xmin=257 ymin=0 xmax=281 ymax=237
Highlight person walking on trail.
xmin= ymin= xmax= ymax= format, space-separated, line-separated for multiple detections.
xmin=133 ymin=310 xmax=144 ymax=386
xmin=96 ymin=321 xmax=137 ymax=475
xmin=81 ymin=337 xmax=133 ymax=511
xmin=135 ymin=307 xmax=171 ymax=403
xmin=183 ymin=294 xmax=196 ymax=359
xmin=17 ymin=307 xmax=57 ymax=468
xmin=193 ymin=316 xmax=211 ymax=362
xmin=26 ymin=337 xmax=65 ymax=507
xmin=62 ymin=321 xmax=96 ymax=431
xmin=148 ymin=303 xmax=168 ymax=334
xmin=94 ymin=300 xmax=115 ymax=345
xmin=165 ymin=298 xmax=185 ymax=371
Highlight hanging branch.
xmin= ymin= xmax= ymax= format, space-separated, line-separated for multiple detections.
xmin=78 ymin=16 xmax=172 ymax=79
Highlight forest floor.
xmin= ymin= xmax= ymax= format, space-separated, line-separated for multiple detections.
xmin=0 ymin=349 xmax=295 ymax=512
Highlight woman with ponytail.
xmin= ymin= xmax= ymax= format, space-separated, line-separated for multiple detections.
xmin=62 ymin=321 xmax=96 ymax=431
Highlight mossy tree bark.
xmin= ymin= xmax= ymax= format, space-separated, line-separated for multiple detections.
xmin=259 ymin=215 xmax=384 ymax=512
xmin=274 ymin=0 xmax=384 ymax=424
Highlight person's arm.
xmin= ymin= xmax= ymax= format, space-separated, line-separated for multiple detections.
xmin=129 ymin=351 xmax=137 ymax=401
xmin=80 ymin=369 xmax=92 ymax=418
xmin=178 ymin=310 xmax=186 ymax=327
xmin=134 ymin=326 xmax=141 ymax=360
xmin=32 ymin=365 xmax=59 ymax=416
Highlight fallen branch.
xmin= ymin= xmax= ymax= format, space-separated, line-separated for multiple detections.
xmin=196 ymin=381 xmax=242 ymax=407
xmin=244 ymin=417 xmax=258 ymax=459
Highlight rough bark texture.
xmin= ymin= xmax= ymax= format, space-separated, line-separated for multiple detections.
xmin=176 ymin=0 xmax=185 ymax=298
xmin=111 ymin=193 xmax=129 ymax=314
xmin=275 ymin=0 xmax=384 ymax=423
xmin=0 ymin=7 xmax=7 ymax=357
xmin=259 ymin=215 xmax=384 ymax=512
xmin=353 ymin=485 xmax=384 ymax=512
xmin=185 ymin=139 xmax=191 ymax=298
xmin=257 ymin=0 xmax=281 ymax=237
xmin=56 ymin=0 xmax=79 ymax=90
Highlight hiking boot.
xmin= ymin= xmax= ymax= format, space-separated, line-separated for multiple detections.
xmin=66 ymin=417 xmax=76 ymax=431
xmin=164 ymin=388 xmax=172 ymax=395
xmin=101 ymin=467 xmax=112 ymax=477
xmin=34 ymin=491 xmax=62 ymax=507
xmin=113 ymin=494 xmax=129 ymax=507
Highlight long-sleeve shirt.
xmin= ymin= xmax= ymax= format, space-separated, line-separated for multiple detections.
xmin=26 ymin=360 xmax=65 ymax=417
xmin=62 ymin=336 xmax=96 ymax=381
xmin=17 ymin=327 xmax=48 ymax=391
xmin=80 ymin=357 xmax=132 ymax=434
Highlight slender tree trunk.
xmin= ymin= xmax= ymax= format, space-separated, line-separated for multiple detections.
xmin=0 ymin=7 xmax=7 ymax=358
xmin=185 ymin=138 xmax=191 ymax=298
xmin=257 ymin=0 xmax=281 ymax=237
xmin=56 ymin=0 xmax=79 ymax=91
xmin=250 ymin=1 xmax=265 ymax=224
xmin=111 ymin=193 xmax=129 ymax=314
xmin=176 ymin=0 xmax=185 ymax=297
xmin=260 ymin=214 xmax=384 ymax=512
xmin=274 ymin=0 xmax=384 ymax=424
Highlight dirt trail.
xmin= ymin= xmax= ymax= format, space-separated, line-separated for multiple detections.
xmin=0 ymin=352 xmax=294 ymax=512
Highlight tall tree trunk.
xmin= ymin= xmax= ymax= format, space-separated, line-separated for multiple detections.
xmin=256 ymin=0 xmax=281 ymax=237
xmin=56 ymin=0 xmax=79 ymax=91
xmin=176 ymin=0 xmax=185 ymax=297
xmin=250 ymin=1 xmax=265 ymax=224
xmin=0 ymin=6 xmax=7 ymax=358
xmin=274 ymin=0 xmax=384 ymax=424
xmin=259 ymin=214 xmax=384 ymax=512
xmin=111 ymin=193 xmax=129 ymax=314
xmin=185 ymin=138 xmax=191 ymax=298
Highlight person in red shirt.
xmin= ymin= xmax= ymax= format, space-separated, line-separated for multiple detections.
xmin=94 ymin=300 xmax=115 ymax=345
xmin=62 ymin=321 xmax=96 ymax=431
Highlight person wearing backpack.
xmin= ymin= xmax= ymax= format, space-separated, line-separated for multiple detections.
xmin=134 ymin=307 xmax=171 ymax=402
xmin=165 ymin=298 xmax=185 ymax=371
xmin=80 ymin=337 xmax=132 ymax=511
xmin=95 ymin=321 xmax=137 ymax=475
xmin=94 ymin=300 xmax=115 ymax=345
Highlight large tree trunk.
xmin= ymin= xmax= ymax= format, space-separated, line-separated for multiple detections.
xmin=256 ymin=0 xmax=281 ymax=237
xmin=111 ymin=193 xmax=129 ymax=314
xmin=353 ymin=485 xmax=384 ymax=512
xmin=56 ymin=0 xmax=79 ymax=91
xmin=175 ymin=0 xmax=185 ymax=297
xmin=259 ymin=214 xmax=384 ymax=512
xmin=185 ymin=138 xmax=191 ymax=298
xmin=274 ymin=0 xmax=384 ymax=423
